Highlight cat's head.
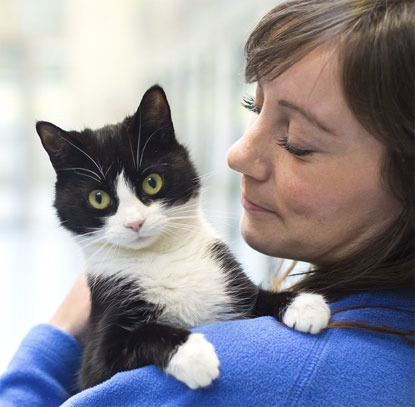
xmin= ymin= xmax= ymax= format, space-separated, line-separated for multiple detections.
xmin=36 ymin=85 xmax=201 ymax=251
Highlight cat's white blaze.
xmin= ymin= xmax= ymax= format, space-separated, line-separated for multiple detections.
xmin=165 ymin=333 xmax=220 ymax=389
xmin=83 ymin=172 xmax=238 ymax=328
xmin=104 ymin=172 xmax=168 ymax=249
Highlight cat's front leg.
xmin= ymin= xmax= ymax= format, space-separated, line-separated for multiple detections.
xmin=82 ymin=322 xmax=220 ymax=390
xmin=125 ymin=322 xmax=220 ymax=389
xmin=253 ymin=290 xmax=330 ymax=334
xmin=164 ymin=331 xmax=220 ymax=390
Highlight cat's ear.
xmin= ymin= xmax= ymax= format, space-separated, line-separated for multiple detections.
xmin=36 ymin=121 xmax=71 ymax=167
xmin=134 ymin=85 xmax=175 ymax=142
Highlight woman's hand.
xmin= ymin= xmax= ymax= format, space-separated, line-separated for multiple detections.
xmin=49 ymin=272 xmax=91 ymax=344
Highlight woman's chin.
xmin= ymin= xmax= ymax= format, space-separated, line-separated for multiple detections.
xmin=240 ymin=216 xmax=299 ymax=260
xmin=240 ymin=222 xmax=277 ymax=257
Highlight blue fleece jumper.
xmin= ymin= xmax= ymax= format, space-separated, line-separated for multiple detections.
xmin=0 ymin=290 xmax=413 ymax=407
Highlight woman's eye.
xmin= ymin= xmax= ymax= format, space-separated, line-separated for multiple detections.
xmin=242 ymin=95 xmax=262 ymax=114
xmin=277 ymin=137 xmax=314 ymax=157
xmin=88 ymin=190 xmax=111 ymax=209
xmin=142 ymin=173 xmax=163 ymax=196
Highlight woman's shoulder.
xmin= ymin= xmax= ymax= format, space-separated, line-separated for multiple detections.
xmin=193 ymin=289 xmax=414 ymax=406
xmin=63 ymin=289 xmax=414 ymax=407
xmin=193 ymin=289 xmax=414 ymax=405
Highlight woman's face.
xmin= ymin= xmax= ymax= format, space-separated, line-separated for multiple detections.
xmin=227 ymin=44 xmax=402 ymax=264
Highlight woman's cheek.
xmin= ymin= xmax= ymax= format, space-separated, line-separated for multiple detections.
xmin=279 ymin=164 xmax=349 ymax=223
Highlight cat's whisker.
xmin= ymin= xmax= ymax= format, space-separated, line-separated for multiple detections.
xmin=166 ymin=223 xmax=198 ymax=230
xmin=114 ymin=244 xmax=122 ymax=260
xmin=72 ymin=230 xmax=97 ymax=238
xmin=78 ymin=235 xmax=108 ymax=250
xmin=167 ymin=219 xmax=199 ymax=226
xmin=165 ymin=221 xmax=198 ymax=228
xmin=136 ymin=108 xmax=142 ymax=170
xmin=163 ymin=202 xmax=201 ymax=214
xmin=164 ymin=222 xmax=198 ymax=231
xmin=138 ymin=125 xmax=169 ymax=168
xmin=161 ymin=230 xmax=180 ymax=240
xmin=166 ymin=212 xmax=201 ymax=218
xmin=167 ymin=216 xmax=201 ymax=221
xmin=163 ymin=208 xmax=199 ymax=216
xmin=104 ymin=163 xmax=114 ymax=179
xmin=57 ymin=168 xmax=102 ymax=183
xmin=181 ymin=185 xmax=208 ymax=196
xmin=72 ymin=234 xmax=95 ymax=241
xmin=71 ymin=229 xmax=102 ymax=240
xmin=159 ymin=227 xmax=175 ymax=239
xmin=162 ymin=228 xmax=194 ymax=237
xmin=99 ymin=243 xmax=118 ymax=268
xmin=72 ymin=235 xmax=101 ymax=244
xmin=78 ymin=240 xmax=107 ymax=253
xmin=87 ymin=241 xmax=111 ymax=262
xmin=166 ymin=207 xmax=236 ymax=221
xmin=57 ymin=134 xmax=106 ymax=179
xmin=193 ymin=170 xmax=219 ymax=183
xmin=197 ymin=212 xmax=237 ymax=220
xmin=76 ymin=172 xmax=102 ymax=183
xmin=57 ymin=167 xmax=102 ymax=180
xmin=169 ymin=207 xmax=232 ymax=215
xmin=141 ymin=163 xmax=171 ymax=174
xmin=164 ymin=224 xmax=199 ymax=234
xmin=128 ymin=136 xmax=137 ymax=170
xmin=199 ymin=185 xmax=210 ymax=193
xmin=165 ymin=211 xmax=201 ymax=217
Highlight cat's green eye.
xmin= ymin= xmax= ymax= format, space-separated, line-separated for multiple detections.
xmin=88 ymin=190 xmax=111 ymax=210
xmin=142 ymin=173 xmax=163 ymax=196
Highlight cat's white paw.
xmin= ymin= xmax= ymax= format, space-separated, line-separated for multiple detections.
xmin=282 ymin=293 xmax=330 ymax=334
xmin=165 ymin=333 xmax=220 ymax=389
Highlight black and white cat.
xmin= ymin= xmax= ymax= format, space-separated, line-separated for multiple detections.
xmin=36 ymin=85 xmax=330 ymax=390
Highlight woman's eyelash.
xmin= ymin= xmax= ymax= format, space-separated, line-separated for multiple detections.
xmin=241 ymin=97 xmax=313 ymax=157
xmin=241 ymin=95 xmax=261 ymax=114
xmin=277 ymin=137 xmax=314 ymax=157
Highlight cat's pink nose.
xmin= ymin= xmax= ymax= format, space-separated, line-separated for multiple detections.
xmin=125 ymin=220 xmax=144 ymax=233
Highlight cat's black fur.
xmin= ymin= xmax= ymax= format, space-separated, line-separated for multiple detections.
xmin=36 ymin=85 xmax=326 ymax=390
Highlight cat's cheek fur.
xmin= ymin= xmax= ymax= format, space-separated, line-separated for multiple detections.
xmin=282 ymin=293 xmax=330 ymax=334
xmin=165 ymin=333 xmax=220 ymax=389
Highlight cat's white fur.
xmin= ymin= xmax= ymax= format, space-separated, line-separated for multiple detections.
xmin=282 ymin=292 xmax=330 ymax=334
xmin=165 ymin=333 xmax=220 ymax=389
xmin=79 ymin=172 xmax=330 ymax=388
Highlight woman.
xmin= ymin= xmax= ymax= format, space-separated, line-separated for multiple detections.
xmin=0 ymin=0 xmax=413 ymax=405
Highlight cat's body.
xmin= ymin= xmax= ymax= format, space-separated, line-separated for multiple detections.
xmin=37 ymin=85 xmax=330 ymax=390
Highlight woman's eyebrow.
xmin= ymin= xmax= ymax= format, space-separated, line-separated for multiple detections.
xmin=279 ymin=99 xmax=337 ymax=135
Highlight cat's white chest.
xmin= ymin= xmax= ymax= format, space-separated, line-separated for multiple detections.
xmin=87 ymin=241 xmax=235 ymax=328
xmin=135 ymin=253 xmax=234 ymax=327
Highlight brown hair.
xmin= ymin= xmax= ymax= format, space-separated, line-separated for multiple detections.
xmin=245 ymin=0 xmax=414 ymax=301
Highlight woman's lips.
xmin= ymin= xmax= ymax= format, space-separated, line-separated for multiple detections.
xmin=241 ymin=194 xmax=275 ymax=214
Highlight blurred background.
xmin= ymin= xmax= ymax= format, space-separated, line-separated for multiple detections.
xmin=0 ymin=0 xmax=309 ymax=372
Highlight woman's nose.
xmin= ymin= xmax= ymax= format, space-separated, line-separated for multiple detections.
xmin=226 ymin=126 xmax=270 ymax=181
